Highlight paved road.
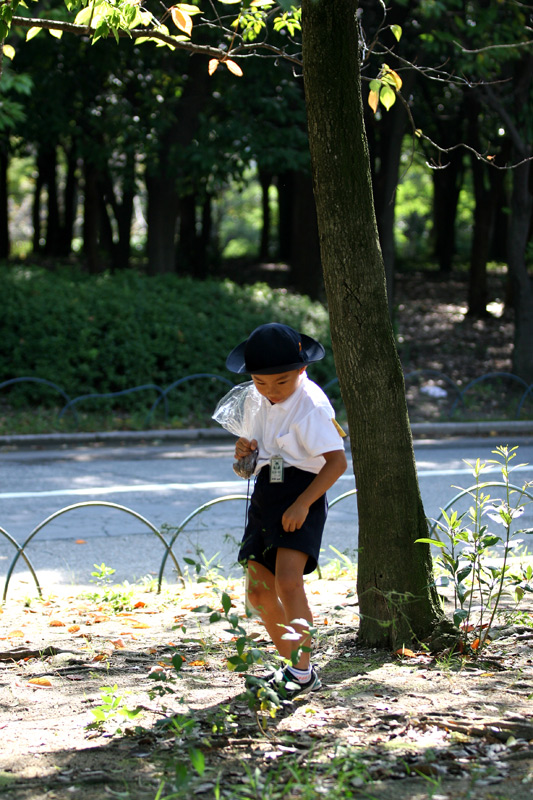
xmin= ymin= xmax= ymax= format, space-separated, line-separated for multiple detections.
xmin=1 ymin=434 xmax=532 ymax=596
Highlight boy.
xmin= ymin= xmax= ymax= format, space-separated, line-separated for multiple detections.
xmin=225 ymin=322 xmax=347 ymax=698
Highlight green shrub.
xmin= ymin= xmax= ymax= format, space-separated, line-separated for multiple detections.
xmin=0 ymin=265 xmax=335 ymax=423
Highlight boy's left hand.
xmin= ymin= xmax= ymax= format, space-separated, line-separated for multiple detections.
xmin=282 ymin=501 xmax=309 ymax=532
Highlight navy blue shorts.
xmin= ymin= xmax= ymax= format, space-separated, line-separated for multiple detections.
xmin=238 ymin=466 xmax=327 ymax=576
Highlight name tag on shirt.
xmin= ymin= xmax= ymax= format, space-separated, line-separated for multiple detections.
xmin=269 ymin=456 xmax=284 ymax=483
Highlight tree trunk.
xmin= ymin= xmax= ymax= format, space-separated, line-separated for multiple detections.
xmin=146 ymin=173 xmax=179 ymax=275
xmin=302 ymin=0 xmax=442 ymax=648
xmin=466 ymin=99 xmax=496 ymax=317
xmin=0 ymin=141 xmax=8 ymax=259
xmin=258 ymin=168 xmax=272 ymax=261
xmin=509 ymin=161 xmax=533 ymax=381
xmin=57 ymin=148 xmax=78 ymax=257
xmin=368 ymin=70 xmax=415 ymax=308
xmin=467 ymin=163 xmax=494 ymax=317
xmin=277 ymin=170 xmax=294 ymax=262
xmin=432 ymin=149 xmax=463 ymax=273
xmin=83 ymin=161 xmax=103 ymax=274
xmin=289 ymin=171 xmax=323 ymax=299
xmin=176 ymin=192 xmax=197 ymax=274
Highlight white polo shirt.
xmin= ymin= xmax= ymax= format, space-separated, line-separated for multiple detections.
xmin=242 ymin=373 xmax=345 ymax=475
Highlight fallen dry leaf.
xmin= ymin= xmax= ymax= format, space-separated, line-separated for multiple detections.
xmin=7 ymin=630 xmax=24 ymax=639
xmin=395 ymin=647 xmax=416 ymax=658
xmin=28 ymin=677 xmax=52 ymax=687
xmin=49 ymin=620 xmax=66 ymax=627
xmin=68 ymin=625 xmax=80 ymax=633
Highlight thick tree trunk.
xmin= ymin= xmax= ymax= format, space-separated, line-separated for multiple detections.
xmin=302 ymin=0 xmax=441 ymax=647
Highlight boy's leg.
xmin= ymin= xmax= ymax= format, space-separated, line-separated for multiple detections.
xmin=274 ymin=548 xmax=312 ymax=670
xmin=246 ymin=560 xmax=294 ymax=661
xmin=246 ymin=550 xmax=313 ymax=670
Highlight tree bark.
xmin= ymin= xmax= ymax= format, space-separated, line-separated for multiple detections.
xmin=0 ymin=141 xmax=9 ymax=259
xmin=83 ymin=161 xmax=103 ymax=274
xmin=302 ymin=0 xmax=441 ymax=647
xmin=509 ymin=160 xmax=533 ymax=381
xmin=146 ymin=173 xmax=179 ymax=275
xmin=289 ymin=170 xmax=323 ymax=299
xmin=367 ymin=70 xmax=415 ymax=308
xmin=258 ymin=168 xmax=272 ymax=261
xmin=432 ymin=148 xmax=463 ymax=273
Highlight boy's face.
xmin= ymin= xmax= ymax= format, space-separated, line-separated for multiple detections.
xmin=251 ymin=367 xmax=306 ymax=405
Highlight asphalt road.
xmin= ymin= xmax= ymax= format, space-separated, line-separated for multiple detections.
xmin=1 ymin=433 xmax=532 ymax=597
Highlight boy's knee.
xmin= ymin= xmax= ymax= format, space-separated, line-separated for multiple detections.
xmin=275 ymin=572 xmax=305 ymax=601
xmin=246 ymin=576 xmax=272 ymax=609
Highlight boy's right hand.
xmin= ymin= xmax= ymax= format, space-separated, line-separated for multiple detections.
xmin=235 ymin=437 xmax=258 ymax=460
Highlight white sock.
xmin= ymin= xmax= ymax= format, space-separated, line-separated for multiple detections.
xmin=287 ymin=665 xmax=312 ymax=683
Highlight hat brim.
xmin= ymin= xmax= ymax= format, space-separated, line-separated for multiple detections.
xmin=226 ymin=333 xmax=325 ymax=375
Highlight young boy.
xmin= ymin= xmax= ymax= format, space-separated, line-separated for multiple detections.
xmin=225 ymin=322 xmax=347 ymax=698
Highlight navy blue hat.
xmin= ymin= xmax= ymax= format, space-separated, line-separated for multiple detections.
xmin=226 ymin=323 xmax=325 ymax=375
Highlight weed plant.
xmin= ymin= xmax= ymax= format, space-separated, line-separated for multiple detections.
xmin=418 ymin=445 xmax=533 ymax=653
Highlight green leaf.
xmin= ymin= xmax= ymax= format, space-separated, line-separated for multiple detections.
xmin=176 ymin=3 xmax=203 ymax=13
xmin=456 ymin=565 xmax=472 ymax=583
xmin=453 ymin=608 xmax=468 ymax=627
xmin=415 ymin=537 xmax=446 ymax=547
xmin=74 ymin=6 xmax=94 ymax=26
xmin=189 ymin=747 xmax=205 ymax=777
xmin=379 ymin=84 xmax=396 ymax=111
xmin=221 ymin=592 xmax=232 ymax=614
xmin=26 ymin=26 xmax=42 ymax=41
xmin=49 ymin=28 xmax=63 ymax=39
xmin=390 ymin=24 xmax=402 ymax=42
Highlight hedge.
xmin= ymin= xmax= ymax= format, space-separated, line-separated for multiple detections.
xmin=0 ymin=265 xmax=336 ymax=419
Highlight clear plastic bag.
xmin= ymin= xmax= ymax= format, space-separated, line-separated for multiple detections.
xmin=212 ymin=382 xmax=260 ymax=478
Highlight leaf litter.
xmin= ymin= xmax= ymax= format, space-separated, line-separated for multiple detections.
xmin=0 ymin=575 xmax=532 ymax=800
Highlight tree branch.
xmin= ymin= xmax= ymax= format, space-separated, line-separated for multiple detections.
xmin=10 ymin=15 xmax=303 ymax=65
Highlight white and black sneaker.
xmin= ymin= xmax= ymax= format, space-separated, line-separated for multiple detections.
xmin=268 ymin=666 xmax=322 ymax=700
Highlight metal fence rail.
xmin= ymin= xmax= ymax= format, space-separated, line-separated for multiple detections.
xmin=0 ymin=489 xmax=359 ymax=601
xmin=1 ymin=372 xmax=533 ymax=427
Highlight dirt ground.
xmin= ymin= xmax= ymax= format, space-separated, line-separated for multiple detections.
xmin=1 ymin=269 xmax=531 ymax=798
xmin=1 ymin=575 xmax=532 ymax=800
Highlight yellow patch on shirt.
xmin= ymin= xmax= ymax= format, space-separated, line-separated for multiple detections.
xmin=331 ymin=418 xmax=347 ymax=438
